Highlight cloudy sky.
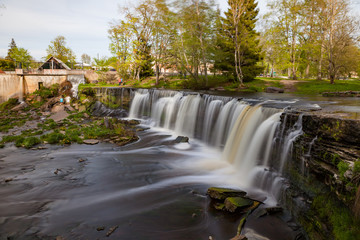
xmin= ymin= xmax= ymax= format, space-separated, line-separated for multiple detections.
xmin=0 ymin=0 xmax=359 ymax=62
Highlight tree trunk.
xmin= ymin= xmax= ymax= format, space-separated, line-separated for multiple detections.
xmin=155 ymin=64 xmax=160 ymax=85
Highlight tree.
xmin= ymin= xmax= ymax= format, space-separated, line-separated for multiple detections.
xmin=9 ymin=47 xmax=32 ymax=67
xmin=45 ymin=36 xmax=76 ymax=66
xmin=109 ymin=20 xmax=134 ymax=79
xmin=320 ymin=0 xmax=360 ymax=83
xmin=265 ymin=0 xmax=305 ymax=80
xmin=81 ymin=54 xmax=91 ymax=64
xmin=215 ymin=0 xmax=263 ymax=83
xmin=151 ymin=0 xmax=175 ymax=84
xmin=6 ymin=38 xmax=17 ymax=61
xmin=173 ymin=0 xmax=217 ymax=83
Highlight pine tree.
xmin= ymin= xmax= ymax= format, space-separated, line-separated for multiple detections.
xmin=6 ymin=38 xmax=17 ymax=61
xmin=215 ymin=0 xmax=263 ymax=82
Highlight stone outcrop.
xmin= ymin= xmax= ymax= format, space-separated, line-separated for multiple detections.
xmin=279 ymin=111 xmax=360 ymax=239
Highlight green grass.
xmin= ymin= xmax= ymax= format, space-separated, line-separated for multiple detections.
xmin=295 ymin=79 xmax=360 ymax=94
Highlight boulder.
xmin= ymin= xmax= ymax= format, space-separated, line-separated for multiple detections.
xmin=224 ymin=197 xmax=254 ymax=212
xmin=11 ymin=102 xmax=28 ymax=111
xmin=207 ymin=187 xmax=246 ymax=200
xmin=266 ymin=87 xmax=284 ymax=93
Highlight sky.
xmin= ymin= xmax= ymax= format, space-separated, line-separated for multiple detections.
xmin=0 ymin=0 xmax=359 ymax=62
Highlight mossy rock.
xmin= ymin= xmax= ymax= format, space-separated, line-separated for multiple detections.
xmin=207 ymin=187 xmax=246 ymax=200
xmin=224 ymin=197 xmax=254 ymax=213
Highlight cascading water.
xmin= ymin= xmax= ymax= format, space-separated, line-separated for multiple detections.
xmin=123 ymin=88 xmax=296 ymax=204
xmin=67 ymin=75 xmax=85 ymax=98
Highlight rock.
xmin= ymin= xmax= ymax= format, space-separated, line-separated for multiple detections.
xmin=40 ymin=97 xmax=60 ymax=112
xmin=96 ymin=226 xmax=105 ymax=231
xmin=224 ymin=197 xmax=254 ymax=212
xmin=266 ymin=206 xmax=283 ymax=214
xmin=49 ymin=110 xmax=69 ymax=122
xmin=64 ymin=105 xmax=75 ymax=112
xmin=266 ymin=87 xmax=284 ymax=93
xmin=230 ymin=235 xmax=248 ymax=240
xmin=106 ymin=225 xmax=118 ymax=237
xmin=11 ymin=102 xmax=28 ymax=111
xmin=174 ymin=136 xmax=189 ymax=143
xmin=207 ymin=187 xmax=246 ymax=200
xmin=83 ymin=139 xmax=99 ymax=145
xmin=104 ymin=117 xmax=113 ymax=129
xmin=214 ymin=203 xmax=225 ymax=210
xmin=5 ymin=178 xmax=13 ymax=183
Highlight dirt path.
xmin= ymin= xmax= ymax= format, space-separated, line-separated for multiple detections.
xmin=279 ymin=80 xmax=305 ymax=93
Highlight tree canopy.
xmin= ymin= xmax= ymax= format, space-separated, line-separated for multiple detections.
xmin=45 ymin=36 xmax=76 ymax=67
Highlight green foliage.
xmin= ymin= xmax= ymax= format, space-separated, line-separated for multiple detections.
xmin=0 ymin=98 xmax=18 ymax=111
xmin=353 ymin=161 xmax=360 ymax=175
xmin=337 ymin=161 xmax=349 ymax=181
xmin=41 ymin=132 xmax=65 ymax=144
xmin=81 ymin=87 xmax=96 ymax=97
xmin=45 ymin=35 xmax=76 ymax=66
xmin=312 ymin=194 xmax=360 ymax=240
xmin=22 ymin=137 xmax=41 ymax=149
xmin=9 ymin=47 xmax=33 ymax=65
xmin=15 ymin=136 xmax=25 ymax=147
xmin=0 ymin=58 xmax=15 ymax=70
xmin=33 ymin=84 xmax=59 ymax=99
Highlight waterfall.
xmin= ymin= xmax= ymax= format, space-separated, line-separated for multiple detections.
xmin=67 ymin=75 xmax=85 ymax=98
xmin=123 ymin=88 xmax=309 ymax=204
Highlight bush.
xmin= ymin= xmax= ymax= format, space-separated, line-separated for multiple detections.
xmin=0 ymin=98 xmax=18 ymax=111
xmin=41 ymin=132 xmax=65 ymax=144
xmin=15 ymin=136 xmax=25 ymax=147
xmin=81 ymin=87 xmax=96 ymax=97
xmin=22 ymin=137 xmax=41 ymax=149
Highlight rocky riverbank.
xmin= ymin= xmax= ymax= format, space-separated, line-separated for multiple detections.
xmin=280 ymin=111 xmax=360 ymax=239
xmin=0 ymin=86 xmax=139 ymax=150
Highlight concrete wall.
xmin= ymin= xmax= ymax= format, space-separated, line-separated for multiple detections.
xmin=0 ymin=74 xmax=21 ymax=103
xmin=0 ymin=74 xmax=68 ymax=103
xmin=23 ymin=75 xmax=67 ymax=94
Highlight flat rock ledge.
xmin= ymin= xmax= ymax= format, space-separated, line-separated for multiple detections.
xmin=83 ymin=139 xmax=100 ymax=145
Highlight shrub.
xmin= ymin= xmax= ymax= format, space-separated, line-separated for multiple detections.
xmin=22 ymin=137 xmax=41 ymax=149
xmin=81 ymin=87 xmax=96 ymax=97
xmin=0 ymin=98 xmax=18 ymax=111
xmin=41 ymin=132 xmax=65 ymax=144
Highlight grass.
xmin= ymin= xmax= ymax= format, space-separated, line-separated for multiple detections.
xmin=295 ymin=79 xmax=360 ymax=95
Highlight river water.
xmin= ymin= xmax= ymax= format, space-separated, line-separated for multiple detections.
xmin=2 ymin=88 xmax=359 ymax=239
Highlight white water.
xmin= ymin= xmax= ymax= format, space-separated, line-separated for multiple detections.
xmin=67 ymin=75 xmax=85 ymax=98
xmin=125 ymin=89 xmax=304 ymax=205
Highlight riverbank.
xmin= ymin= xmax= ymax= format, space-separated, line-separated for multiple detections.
xmin=81 ymin=75 xmax=360 ymax=95
xmin=0 ymin=86 xmax=139 ymax=150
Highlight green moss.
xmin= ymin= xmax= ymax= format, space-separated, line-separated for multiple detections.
xmin=337 ymin=161 xmax=349 ymax=181
xmin=312 ymin=194 xmax=360 ymax=240
xmin=353 ymin=161 xmax=360 ymax=175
